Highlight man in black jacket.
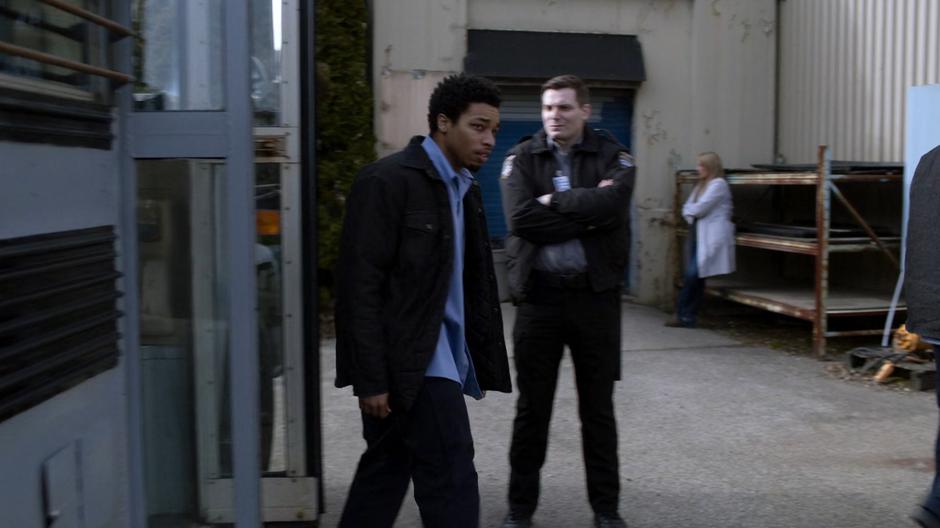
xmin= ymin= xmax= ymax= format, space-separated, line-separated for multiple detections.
xmin=907 ymin=144 xmax=940 ymax=528
xmin=334 ymin=74 xmax=512 ymax=528
xmin=499 ymin=75 xmax=635 ymax=528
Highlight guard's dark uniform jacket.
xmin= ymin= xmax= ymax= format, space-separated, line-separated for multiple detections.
xmin=904 ymin=144 xmax=940 ymax=340
xmin=334 ymin=136 xmax=512 ymax=412
xmin=499 ymin=126 xmax=636 ymax=302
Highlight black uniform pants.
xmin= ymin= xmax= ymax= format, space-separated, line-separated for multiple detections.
xmin=508 ymin=273 xmax=622 ymax=516
xmin=922 ymin=345 xmax=940 ymax=517
xmin=339 ymin=378 xmax=479 ymax=528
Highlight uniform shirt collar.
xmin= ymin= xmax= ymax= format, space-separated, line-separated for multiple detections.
xmin=421 ymin=135 xmax=474 ymax=186
xmin=546 ymin=134 xmax=583 ymax=154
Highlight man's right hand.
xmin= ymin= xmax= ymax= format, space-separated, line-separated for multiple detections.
xmin=359 ymin=393 xmax=391 ymax=418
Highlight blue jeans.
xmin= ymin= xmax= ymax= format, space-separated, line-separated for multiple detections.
xmin=676 ymin=230 xmax=705 ymax=326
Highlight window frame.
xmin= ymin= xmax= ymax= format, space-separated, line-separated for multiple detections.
xmin=0 ymin=0 xmax=134 ymax=149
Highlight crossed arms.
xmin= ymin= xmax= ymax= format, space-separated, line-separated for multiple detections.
xmin=501 ymin=152 xmax=634 ymax=244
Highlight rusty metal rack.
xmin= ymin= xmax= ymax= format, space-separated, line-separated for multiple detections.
xmin=674 ymin=145 xmax=904 ymax=357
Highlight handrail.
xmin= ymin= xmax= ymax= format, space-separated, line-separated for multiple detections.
xmin=0 ymin=41 xmax=132 ymax=84
xmin=38 ymin=0 xmax=135 ymax=38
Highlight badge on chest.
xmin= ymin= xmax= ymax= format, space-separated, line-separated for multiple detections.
xmin=552 ymin=171 xmax=571 ymax=192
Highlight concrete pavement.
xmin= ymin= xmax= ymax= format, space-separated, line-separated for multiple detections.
xmin=318 ymin=302 xmax=936 ymax=527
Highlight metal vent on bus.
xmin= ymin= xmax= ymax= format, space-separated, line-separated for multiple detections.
xmin=0 ymin=226 xmax=123 ymax=422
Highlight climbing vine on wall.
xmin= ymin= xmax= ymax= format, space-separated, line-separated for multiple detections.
xmin=315 ymin=0 xmax=376 ymax=308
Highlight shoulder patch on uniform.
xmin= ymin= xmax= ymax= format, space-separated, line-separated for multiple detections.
xmin=618 ymin=151 xmax=635 ymax=168
xmin=501 ymin=154 xmax=516 ymax=179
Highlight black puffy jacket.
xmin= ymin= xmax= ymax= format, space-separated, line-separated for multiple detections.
xmin=499 ymin=127 xmax=636 ymax=301
xmin=904 ymin=144 xmax=940 ymax=340
xmin=334 ymin=136 xmax=512 ymax=411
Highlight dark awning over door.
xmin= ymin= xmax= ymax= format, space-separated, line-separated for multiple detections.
xmin=464 ymin=30 xmax=646 ymax=82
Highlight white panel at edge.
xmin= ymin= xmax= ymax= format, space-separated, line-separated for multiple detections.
xmin=904 ymin=84 xmax=940 ymax=244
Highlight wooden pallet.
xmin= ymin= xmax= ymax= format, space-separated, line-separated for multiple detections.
xmin=844 ymin=349 xmax=937 ymax=391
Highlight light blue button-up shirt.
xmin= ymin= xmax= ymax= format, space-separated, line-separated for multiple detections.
xmin=421 ymin=136 xmax=483 ymax=399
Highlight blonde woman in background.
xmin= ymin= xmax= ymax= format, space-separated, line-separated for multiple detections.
xmin=666 ymin=152 xmax=736 ymax=328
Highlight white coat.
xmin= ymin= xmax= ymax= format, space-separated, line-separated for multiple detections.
xmin=682 ymin=177 xmax=736 ymax=278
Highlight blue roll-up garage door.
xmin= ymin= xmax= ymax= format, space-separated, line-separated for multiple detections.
xmin=476 ymin=89 xmax=634 ymax=242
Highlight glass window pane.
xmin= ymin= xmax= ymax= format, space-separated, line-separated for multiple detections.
xmin=132 ymin=0 xmax=223 ymax=111
xmin=137 ymin=159 xmax=232 ymax=526
xmin=137 ymin=160 xmax=292 ymax=524
xmin=0 ymin=0 xmax=102 ymax=93
xmin=255 ymin=163 xmax=286 ymax=474
xmin=251 ymin=0 xmax=281 ymax=126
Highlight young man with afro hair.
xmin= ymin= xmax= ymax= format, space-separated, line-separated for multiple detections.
xmin=335 ymin=74 xmax=512 ymax=527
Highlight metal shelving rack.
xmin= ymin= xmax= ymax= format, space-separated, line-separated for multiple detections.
xmin=674 ymin=145 xmax=904 ymax=357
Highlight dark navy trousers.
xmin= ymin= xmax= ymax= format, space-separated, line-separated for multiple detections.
xmin=339 ymin=377 xmax=479 ymax=528
xmin=923 ymin=345 xmax=940 ymax=518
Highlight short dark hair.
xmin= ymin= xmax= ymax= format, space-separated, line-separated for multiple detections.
xmin=427 ymin=74 xmax=501 ymax=133
xmin=541 ymin=74 xmax=590 ymax=105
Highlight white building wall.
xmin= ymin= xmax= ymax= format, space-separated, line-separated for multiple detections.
xmin=778 ymin=0 xmax=940 ymax=163
xmin=372 ymin=0 xmax=776 ymax=305
xmin=372 ymin=0 xmax=468 ymax=154
xmin=690 ymin=0 xmax=776 ymax=167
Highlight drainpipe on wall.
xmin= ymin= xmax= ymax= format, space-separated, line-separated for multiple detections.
xmin=773 ymin=0 xmax=784 ymax=163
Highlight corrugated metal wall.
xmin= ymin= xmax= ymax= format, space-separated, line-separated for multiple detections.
xmin=778 ymin=0 xmax=940 ymax=163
